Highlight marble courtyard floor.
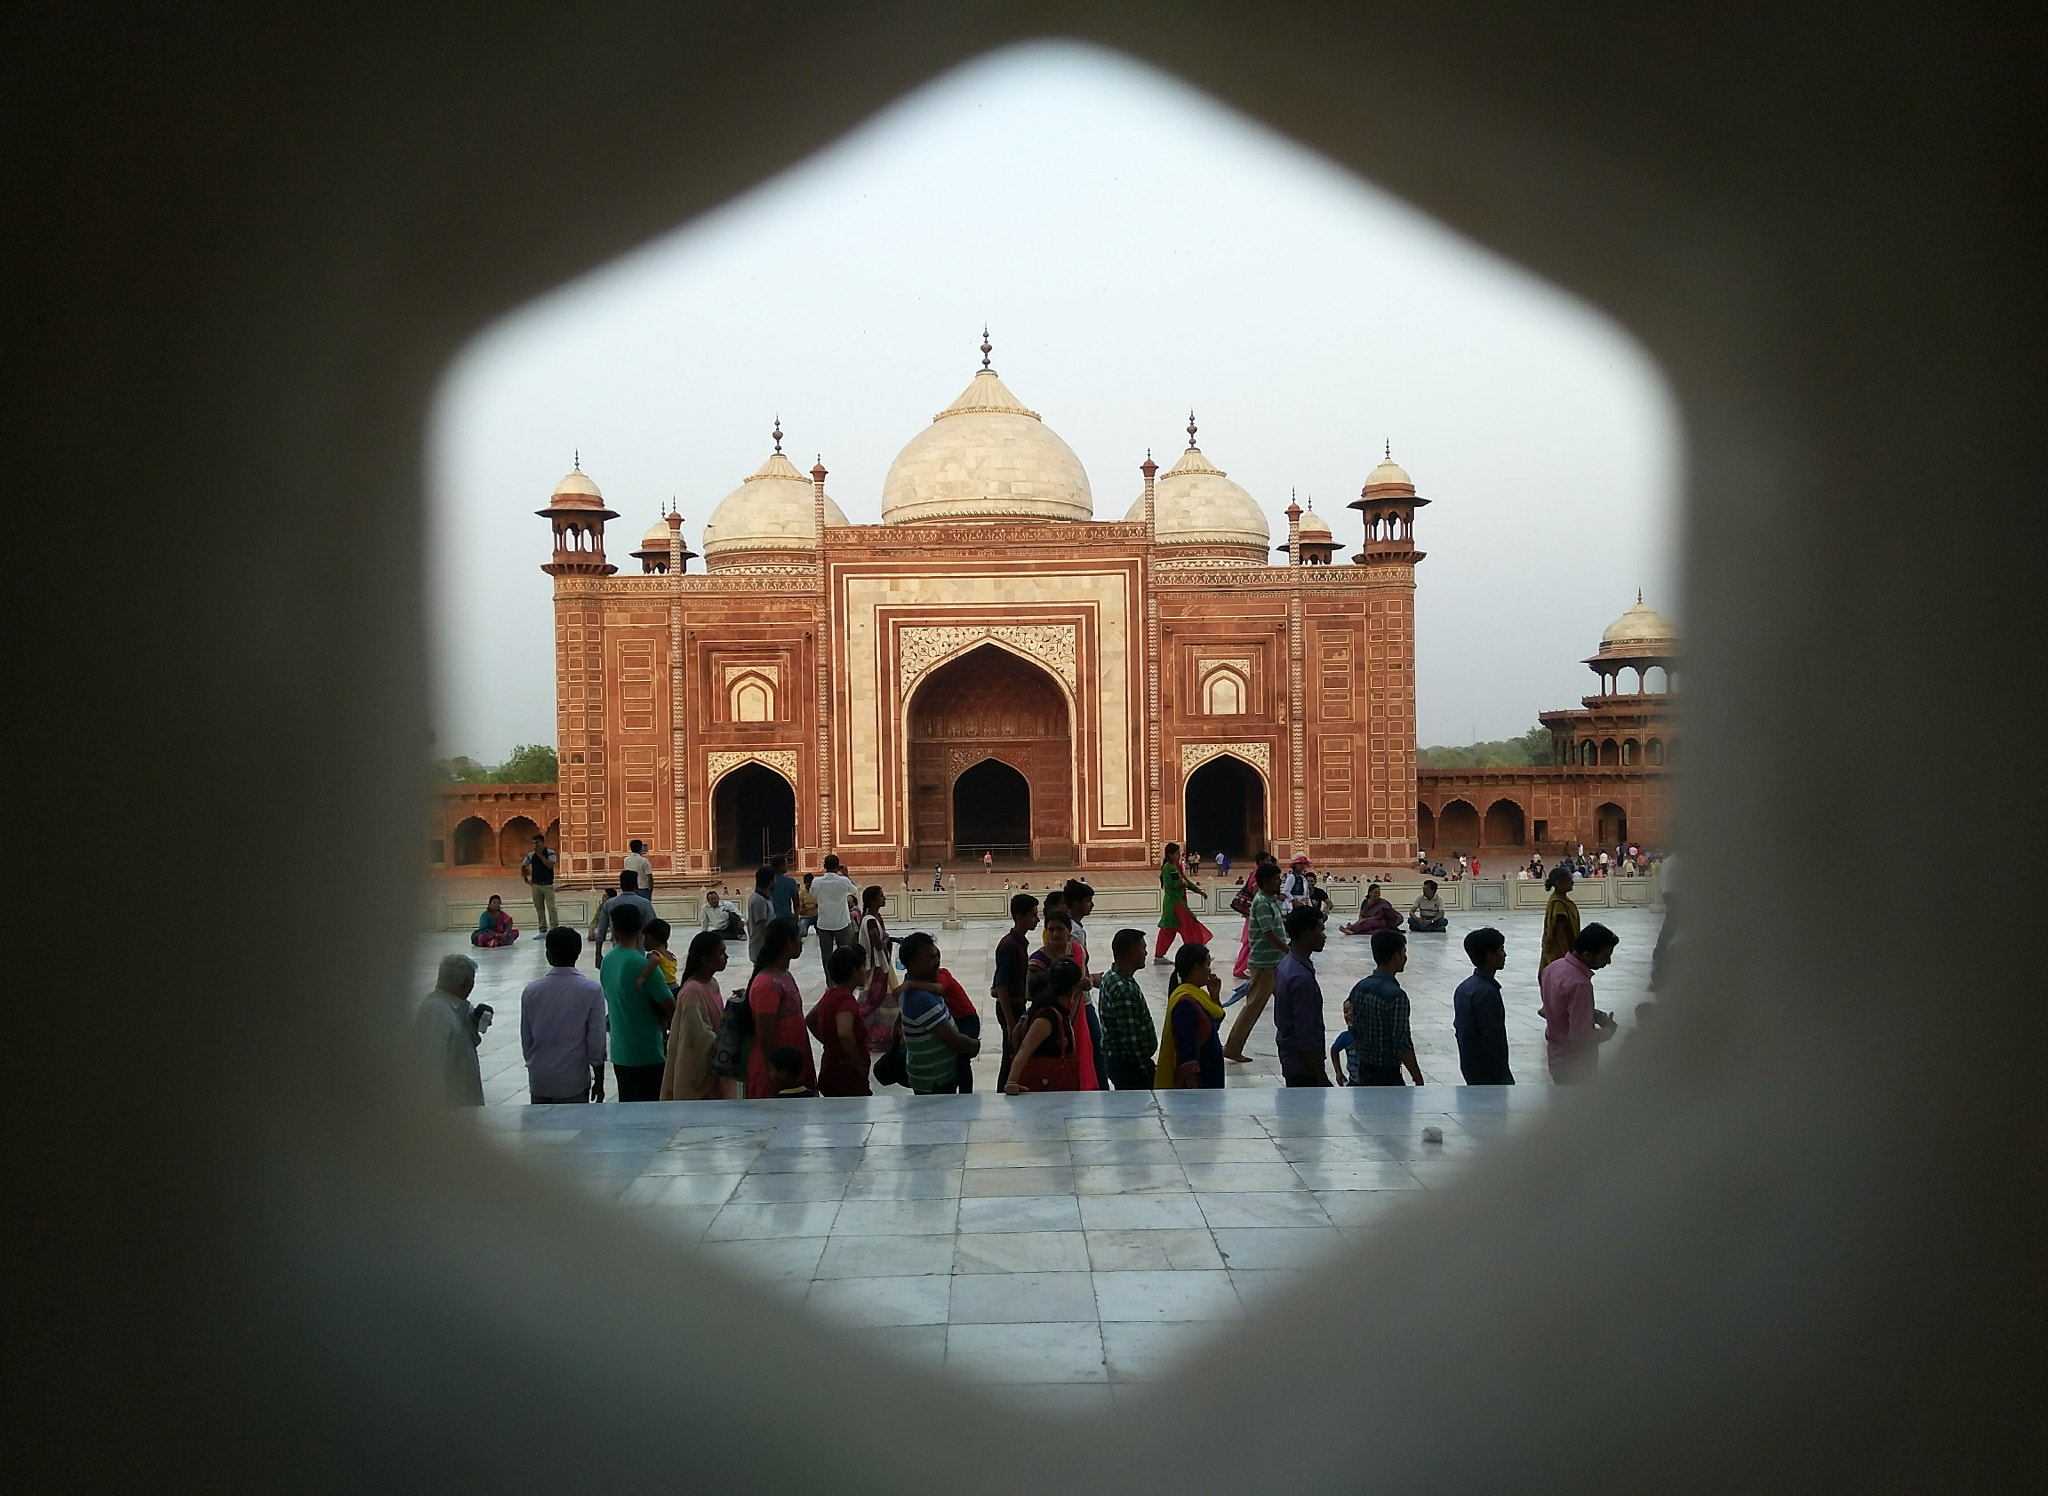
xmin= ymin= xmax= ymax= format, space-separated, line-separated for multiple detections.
xmin=424 ymin=907 xmax=1663 ymax=1401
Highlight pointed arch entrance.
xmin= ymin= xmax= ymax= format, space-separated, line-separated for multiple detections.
xmin=1184 ymin=754 xmax=1266 ymax=860
xmin=906 ymin=643 xmax=1072 ymax=863
xmin=711 ymin=761 xmax=795 ymax=870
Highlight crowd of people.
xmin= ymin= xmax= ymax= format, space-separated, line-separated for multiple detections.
xmin=418 ymin=842 xmax=1655 ymax=1107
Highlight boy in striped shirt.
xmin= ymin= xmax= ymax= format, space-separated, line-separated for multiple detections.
xmin=896 ymin=931 xmax=981 ymax=1094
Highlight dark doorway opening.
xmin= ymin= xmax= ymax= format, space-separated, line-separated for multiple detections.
xmin=713 ymin=763 xmax=795 ymax=870
xmin=952 ymin=758 xmax=1031 ymax=857
xmin=1596 ymin=801 xmax=1629 ymax=847
xmin=1483 ymin=798 xmax=1526 ymax=847
xmin=1184 ymin=755 xmax=1265 ymax=859
xmin=1437 ymin=799 xmax=1480 ymax=850
xmin=1417 ymin=803 xmax=1436 ymax=848
xmin=452 ymin=816 xmax=491 ymax=866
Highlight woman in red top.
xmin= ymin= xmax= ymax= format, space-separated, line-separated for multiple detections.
xmin=744 ymin=917 xmax=814 ymax=1099
xmin=807 ymin=942 xmax=872 ymax=1097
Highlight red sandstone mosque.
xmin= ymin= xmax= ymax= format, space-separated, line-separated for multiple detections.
xmin=429 ymin=339 xmax=1674 ymax=883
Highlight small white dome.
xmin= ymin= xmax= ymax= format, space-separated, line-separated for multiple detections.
xmin=553 ymin=468 xmax=602 ymax=500
xmin=640 ymin=518 xmax=675 ymax=547
xmin=1127 ymin=442 xmax=1269 ymax=553
xmin=1361 ymin=456 xmax=1414 ymax=496
xmin=701 ymin=449 xmax=849 ymax=563
xmin=1298 ymin=507 xmax=1333 ymax=537
xmin=881 ymin=366 xmax=1093 ymax=525
xmin=1599 ymin=596 xmax=1679 ymax=649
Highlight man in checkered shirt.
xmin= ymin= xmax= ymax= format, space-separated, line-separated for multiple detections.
xmin=1094 ymin=927 xmax=1159 ymax=1090
xmin=1347 ymin=929 xmax=1426 ymax=1086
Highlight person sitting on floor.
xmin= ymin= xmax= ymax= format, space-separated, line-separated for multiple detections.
xmin=1407 ymin=880 xmax=1450 ymax=933
xmin=471 ymin=894 xmax=519 ymax=948
xmin=1341 ymin=881 xmax=1404 ymax=936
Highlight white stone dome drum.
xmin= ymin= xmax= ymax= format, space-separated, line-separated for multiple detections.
xmin=1124 ymin=441 xmax=1270 ymax=556
xmin=701 ymin=449 xmax=849 ymax=564
xmin=880 ymin=367 xmax=1093 ymax=525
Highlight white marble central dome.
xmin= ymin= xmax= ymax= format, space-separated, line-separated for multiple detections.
xmin=880 ymin=361 xmax=1093 ymax=526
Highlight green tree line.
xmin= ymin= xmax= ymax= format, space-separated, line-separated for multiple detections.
xmin=433 ymin=743 xmax=558 ymax=783
xmin=1417 ymin=725 xmax=1552 ymax=769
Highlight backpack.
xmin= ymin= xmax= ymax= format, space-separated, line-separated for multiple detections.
xmin=710 ymin=992 xmax=752 ymax=1079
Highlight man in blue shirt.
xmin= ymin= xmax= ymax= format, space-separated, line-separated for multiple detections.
xmin=1272 ymin=905 xmax=1333 ymax=1086
xmin=1453 ymin=926 xmax=1514 ymax=1084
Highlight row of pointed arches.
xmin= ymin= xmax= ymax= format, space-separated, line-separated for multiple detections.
xmin=439 ymin=815 xmax=562 ymax=867
xmin=1565 ymin=735 xmax=1675 ymax=767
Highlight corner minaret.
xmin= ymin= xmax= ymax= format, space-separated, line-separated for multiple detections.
xmin=1349 ymin=442 xmax=1429 ymax=566
xmin=538 ymin=457 xmax=619 ymax=575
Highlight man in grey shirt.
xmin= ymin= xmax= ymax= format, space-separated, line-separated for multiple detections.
xmin=414 ymin=953 xmax=486 ymax=1106
xmin=746 ymin=864 xmax=776 ymax=965
xmin=809 ymin=854 xmax=859 ymax=972
xmin=590 ymin=874 xmax=656 ymax=968
xmin=519 ymin=927 xmax=608 ymax=1103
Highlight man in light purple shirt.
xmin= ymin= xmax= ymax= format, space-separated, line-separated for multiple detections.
xmin=520 ymin=927 xmax=609 ymax=1103
xmin=1538 ymin=922 xmax=1620 ymax=1083
xmin=1272 ymin=905 xmax=1333 ymax=1086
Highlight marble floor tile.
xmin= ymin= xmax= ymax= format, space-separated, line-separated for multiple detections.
xmin=813 ymin=1233 xmax=955 ymax=1278
xmin=746 ymin=1146 xmax=870 ymax=1175
xmin=1167 ymin=1138 xmax=1289 ymax=1166
xmin=1227 ymin=1268 xmax=1315 ymax=1309
xmin=1065 ymin=1117 xmax=1169 ymax=1141
xmin=956 ymin=1194 xmax=1085 ymax=1234
xmin=1100 ymin=1320 xmax=1217 ymax=1382
xmin=949 ymin=1270 xmax=1100 ymax=1324
xmin=1194 ymin=1191 xmax=1333 ymax=1230
xmin=693 ymin=1235 xmax=829 ymax=1285
xmin=728 ymin=1170 xmax=852 ymax=1204
xmin=841 ymin=1167 xmax=963 ymax=1200
xmin=953 ymin=1231 xmax=1092 ymax=1275
xmin=1092 ymin=1269 xmax=1245 ymax=1322
xmin=1084 ymin=1228 xmax=1225 ymax=1273
xmin=1002 ymin=1383 xmax=1117 ymax=1417
xmin=830 ymin=1197 xmax=960 ymax=1236
xmin=1067 ymin=1139 xmax=1180 ymax=1166
xmin=1288 ymin=1161 xmax=1424 ymax=1192
xmin=1271 ymin=1134 xmax=1400 ymax=1164
xmin=960 ymin=1166 xmax=1076 ymax=1197
xmin=944 ymin=1322 xmax=1108 ymax=1384
xmin=857 ymin=1322 xmax=949 ymax=1374
xmin=703 ymin=1200 xmax=844 ymax=1240
xmin=767 ymin=1122 xmax=873 ymax=1149
xmin=1158 ymin=1114 xmax=1271 ymax=1139
xmin=1209 ymin=1227 xmax=1347 ymax=1271
xmin=966 ymin=1116 xmax=1074 ymax=1142
xmin=616 ymin=1173 xmax=743 ymax=1208
xmin=1078 ymin=1194 xmax=1207 ymax=1231
xmin=636 ymin=1145 xmax=765 ymax=1176
xmin=864 ymin=1120 xmax=972 ymax=1146
xmin=850 ymin=1142 xmax=968 ymax=1171
xmin=1072 ymin=1164 xmax=1190 ymax=1196
xmin=633 ymin=1205 xmax=722 ymax=1247
xmin=1179 ymin=1162 xmax=1304 ymax=1193
xmin=964 ymin=1139 xmax=1073 ymax=1169
xmin=805 ymin=1274 xmax=952 ymax=1328
xmin=1312 ymin=1190 xmax=1424 ymax=1228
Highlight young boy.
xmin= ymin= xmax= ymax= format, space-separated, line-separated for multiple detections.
xmin=643 ymin=918 xmax=678 ymax=988
xmin=895 ymin=931 xmax=980 ymax=1095
xmin=1330 ymin=998 xmax=1357 ymax=1084
xmin=1452 ymin=926 xmax=1514 ymax=1084
xmin=766 ymin=1046 xmax=818 ymax=1098
xmin=1347 ymin=929 xmax=1425 ymax=1086
xmin=1161 ymin=942 xmax=1226 ymax=1089
xmin=991 ymin=893 xmax=1040 ymax=1091
xmin=933 ymin=962 xmax=982 ymax=1093
xmin=1096 ymin=928 xmax=1158 ymax=1090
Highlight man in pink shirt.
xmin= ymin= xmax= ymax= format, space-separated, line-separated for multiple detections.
xmin=1538 ymin=922 xmax=1620 ymax=1083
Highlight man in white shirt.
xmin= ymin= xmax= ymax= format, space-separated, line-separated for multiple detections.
xmin=623 ymin=840 xmax=653 ymax=899
xmin=809 ymin=854 xmax=860 ymax=972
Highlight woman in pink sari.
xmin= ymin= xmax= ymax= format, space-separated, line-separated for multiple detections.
xmin=470 ymin=895 xmax=518 ymax=948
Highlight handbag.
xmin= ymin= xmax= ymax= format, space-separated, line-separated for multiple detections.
xmin=1229 ymin=883 xmax=1253 ymax=916
xmin=872 ymin=1037 xmax=908 ymax=1089
xmin=710 ymin=994 xmax=751 ymax=1079
xmin=1013 ymin=1011 xmax=1080 ymax=1092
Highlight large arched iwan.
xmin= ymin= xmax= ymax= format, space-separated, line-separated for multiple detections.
xmin=906 ymin=643 xmax=1072 ymax=863
xmin=712 ymin=762 xmax=796 ymax=870
xmin=1184 ymin=754 xmax=1267 ymax=860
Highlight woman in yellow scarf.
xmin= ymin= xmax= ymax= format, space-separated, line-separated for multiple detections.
xmin=1540 ymin=867 xmax=1582 ymax=971
xmin=1154 ymin=943 xmax=1228 ymax=1089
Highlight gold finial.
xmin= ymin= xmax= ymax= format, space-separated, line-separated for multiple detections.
xmin=980 ymin=327 xmax=992 ymax=370
xmin=1187 ymin=411 xmax=1198 ymax=448
xmin=771 ymin=416 xmax=782 ymax=453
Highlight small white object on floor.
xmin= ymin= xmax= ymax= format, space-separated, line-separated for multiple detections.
xmin=1421 ymin=1126 xmax=1444 ymax=1145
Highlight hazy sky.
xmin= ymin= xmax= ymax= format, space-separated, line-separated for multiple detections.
xmin=429 ymin=42 xmax=1679 ymax=763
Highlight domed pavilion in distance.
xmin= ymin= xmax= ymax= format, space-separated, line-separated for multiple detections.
xmin=532 ymin=336 xmax=1437 ymax=879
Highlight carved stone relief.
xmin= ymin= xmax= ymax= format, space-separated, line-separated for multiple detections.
xmin=1179 ymin=741 xmax=1271 ymax=778
xmin=707 ymin=749 xmax=798 ymax=788
xmin=898 ymin=623 xmax=1079 ymax=695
